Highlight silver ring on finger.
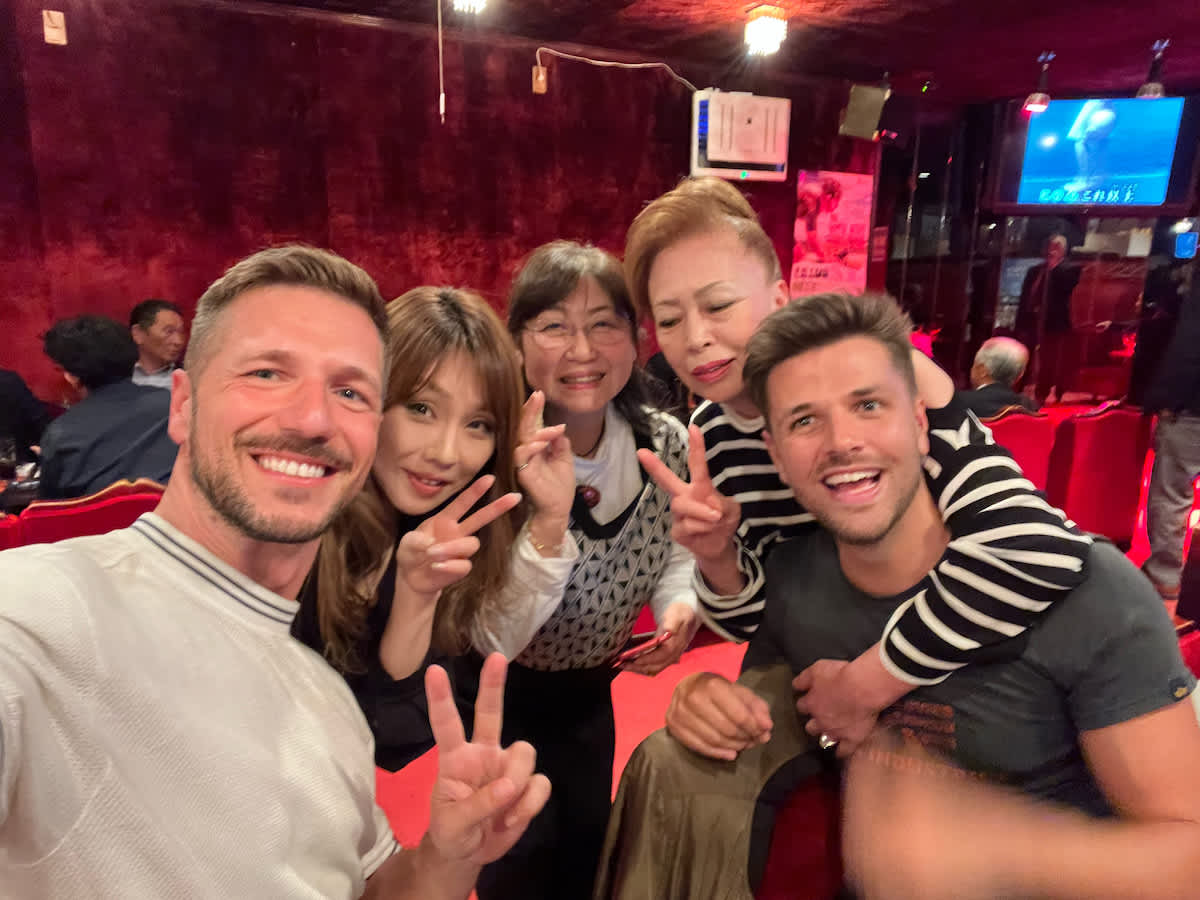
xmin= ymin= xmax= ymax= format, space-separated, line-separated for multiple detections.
xmin=516 ymin=462 xmax=531 ymax=472
xmin=818 ymin=733 xmax=838 ymax=752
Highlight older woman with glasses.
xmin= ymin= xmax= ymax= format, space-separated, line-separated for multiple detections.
xmin=470 ymin=240 xmax=700 ymax=900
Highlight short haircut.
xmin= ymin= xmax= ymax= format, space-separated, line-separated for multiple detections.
xmin=43 ymin=315 xmax=139 ymax=391
xmin=507 ymin=240 xmax=655 ymax=436
xmin=624 ymin=176 xmax=782 ymax=320
xmin=974 ymin=337 xmax=1029 ymax=387
xmin=129 ymin=298 xmax=183 ymax=331
xmin=744 ymin=292 xmax=916 ymax=427
xmin=184 ymin=245 xmax=387 ymax=378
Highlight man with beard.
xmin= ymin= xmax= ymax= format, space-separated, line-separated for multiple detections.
xmin=597 ymin=292 xmax=1200 ymax=899
xmin=0 ymin=246 xmax=549 ymax=898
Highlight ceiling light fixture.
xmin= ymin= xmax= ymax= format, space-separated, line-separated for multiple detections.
xmin=452 ymin=0 xmax=485 ymax=12
xmin=1023 ymin=51 xmax=1055 ymax=114
xmin=745 ymin=5 xmax=787 ymax=57
xmin=1137 ymin=39 xmax=1169 ymax=98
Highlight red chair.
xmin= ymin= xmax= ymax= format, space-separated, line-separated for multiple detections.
xmin=756 ymin=771 xmax=842 ymax=900
xmin=0 ymin=514 xmax=23 ymax=551
xmin=1045 ymin=404 xmax=1152 ymax=548
xmin=980 ymin=406 xmax=1058 ymax=492
xmin=19 ymin=478 xmax=165 ymax=546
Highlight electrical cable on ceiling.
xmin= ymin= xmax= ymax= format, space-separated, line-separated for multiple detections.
xmin=436 ymin=0 xmax=446 ymax=123
xmin=534 ymin=46 xmax=699 ymax=93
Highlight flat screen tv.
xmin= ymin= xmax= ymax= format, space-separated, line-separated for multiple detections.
xmin=989 ymin=96 xmax=1200 ymax=214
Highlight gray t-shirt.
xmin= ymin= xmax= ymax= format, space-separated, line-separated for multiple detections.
xmin=747 ymin=533 xmax=1195 ymax=815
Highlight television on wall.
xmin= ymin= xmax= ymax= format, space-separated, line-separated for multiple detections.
xmin=989 ymin=96 xmax=1200 ymax=214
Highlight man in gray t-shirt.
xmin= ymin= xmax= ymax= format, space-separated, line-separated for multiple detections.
xmin=748 ymin=531 xmax=1193 ymax=817
xmin=663 ymin=292 xmax=1200 ymax=898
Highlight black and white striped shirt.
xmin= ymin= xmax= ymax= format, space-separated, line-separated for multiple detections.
xmin=691 ymin=397 xmax=1093 ymax=684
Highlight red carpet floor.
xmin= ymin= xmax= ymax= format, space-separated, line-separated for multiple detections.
xmin=375 ymin=641 xmax=746 ymax=848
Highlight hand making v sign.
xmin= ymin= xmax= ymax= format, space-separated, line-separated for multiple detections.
xmin=636 ymin=424 xmax=745 ymax=595
xmin=396 ymin=474 xmax=522 ymax=598
xmin=512 ymin=390 xmax=575 ymax=556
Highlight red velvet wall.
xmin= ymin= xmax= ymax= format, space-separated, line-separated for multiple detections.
xmin=3 ymin=0 xmax=876 ymax=400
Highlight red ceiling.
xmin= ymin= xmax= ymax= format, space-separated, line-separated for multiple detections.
xmin=253 ymin=0 xmax=1200 ymax=105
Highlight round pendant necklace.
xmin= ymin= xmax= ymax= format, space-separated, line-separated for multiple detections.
xmin=577 ymin=483 xmax=601 ymax=509
xmin=575 ymin=426 xmax=605 ymax=509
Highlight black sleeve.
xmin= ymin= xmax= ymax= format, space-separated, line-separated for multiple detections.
xmin=1144 ymin=279 xmax=1200 ymax=413
xmin=35 ymin=424 xmax=66 ymax=500
xmin=6 ymin=373 xmax=49 ymax=458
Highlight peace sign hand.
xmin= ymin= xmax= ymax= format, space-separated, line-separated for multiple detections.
xmin=425 ymin=653 xmax=552 ymax=865
xmin=513 ymin=391 xmax=575 ymax=523
xmin=637 ymin=424 xmax=741 ymax=565
xmin=396 ymin=474 xmax=522 ymax=598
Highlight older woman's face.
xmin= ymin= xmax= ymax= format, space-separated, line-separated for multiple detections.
xmin=519 ymin=276 xmax=636 ymax=421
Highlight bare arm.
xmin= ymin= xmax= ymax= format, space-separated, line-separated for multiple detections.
xmin=1018 ymin=701 xmax=1200 ymax=898
xmin=910 ymin=347 xmax=954 ymax=409
xmin=362 ymin=840 xmax=478 ymax=900
xmin=844 ymin=701 xmax=1200 ymax=900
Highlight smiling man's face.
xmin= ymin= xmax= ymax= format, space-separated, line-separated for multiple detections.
xmin=169 ymin=284 xmax=383 ymax=544
xmin=762 ymin=335 xmax=929 ymax=546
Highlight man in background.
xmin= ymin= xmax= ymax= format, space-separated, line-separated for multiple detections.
xmin=959 ymin=336 xmax=1037 ymax=418
xmin=130 ymin=298 xmax=187 ymax=389
xmin=1015 ymin=234 xmax=1081 ymax=404
xmin=1143 ymin=272 xmax=1200 ymax=618
xmin=38 ymin=314 xmax=178 ymax=498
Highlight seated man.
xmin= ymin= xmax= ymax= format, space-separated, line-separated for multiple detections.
xmin=38 ymin=315 xmax=178 ymax=498
xmin=597 ymin=293 xmax=1200 ymax=899
xmin=958 ymin=336 xmax=1038 ymax=418
xmin=0 ymin=246 xmax=549 ymax=898
xmin=129 ymin=298 xmax=187 ymax=389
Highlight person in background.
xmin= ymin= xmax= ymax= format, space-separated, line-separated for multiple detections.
xmin=0 ymin=368 xmax=49 ymax=464
xmin=293 ymin=286 xmax=574 ymax=772
xmin=473 ymin=241 xmax=700 ymax=900
xmin=130 ymin=298 xmax=187 ymax=389
xmin=623 ymin=176 xmax=1091 ymax=757
xmin=1142 ymin=271 xmax=1200 ymax=619
xmin=1015 ymin=234 xmax=1081 ymax=404
xmin=959 ymin=336 xmax=1038 ymax=418
xmin=38 ymin=315 xmax=178 ymax=498
xmin=0 ymin=245 xmax=549 ymax=898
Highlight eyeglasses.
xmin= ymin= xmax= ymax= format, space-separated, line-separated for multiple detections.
xmin=524 ymin=316 xmax=631 ymax=350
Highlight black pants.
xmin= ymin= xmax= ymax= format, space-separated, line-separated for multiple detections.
xmin=476 ymin=662 xmax=617 ymax=900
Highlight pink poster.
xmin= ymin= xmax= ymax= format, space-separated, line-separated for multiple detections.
xmin=789 ymin=170 xmax=875 ymax=299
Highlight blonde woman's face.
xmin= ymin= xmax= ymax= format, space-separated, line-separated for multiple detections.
xmin=373 ymin=352 xmax=497 ymax=516
xmin=646 ymin=228 xmax=787 ymax=415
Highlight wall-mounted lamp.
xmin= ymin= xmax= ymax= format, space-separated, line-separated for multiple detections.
xmin=1023 ymin=51 xmax=1055 ymax=114
xmin=452 ymin=0 xmax=485 ymax=13
xmin=745 ymin=6 xmax=787 ymax=56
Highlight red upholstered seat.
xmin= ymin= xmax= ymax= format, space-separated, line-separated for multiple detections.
xmin=756 ymin=771 xmax=842 ymax=900
xmin=19 ymin=478 xmax=165 ymax=546
xmin=980 ymin=406 xmax=1058 ymax=492
xmin=0 ymin=514 xmax=23 ymax=551
xmin=1045 ymin=404 xmax=1152 ymax=548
